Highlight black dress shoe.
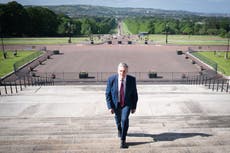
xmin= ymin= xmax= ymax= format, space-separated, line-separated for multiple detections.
xmin=120 ymin=140 xmax=128 ymax=149
xmin=118 ymin=130 xmax=121 ymax=138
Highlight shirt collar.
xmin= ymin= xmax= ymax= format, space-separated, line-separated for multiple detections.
xmin=119 ymin=76 xmax=126 ymax=82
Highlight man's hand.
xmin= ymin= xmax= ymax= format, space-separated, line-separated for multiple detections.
xmin=109 ymin=109 xmax=114 ymax=114
xmin=131 ymin=109 xmax=136 ymax=114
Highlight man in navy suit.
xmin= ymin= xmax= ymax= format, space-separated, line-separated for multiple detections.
xmin=105 ymin=63 xmax=138 ymax=149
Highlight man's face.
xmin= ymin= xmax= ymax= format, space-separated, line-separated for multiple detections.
xmin=118 ymin=66 xmax=128 ymax=79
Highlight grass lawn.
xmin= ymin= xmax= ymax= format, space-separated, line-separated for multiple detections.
xmin=1 ymin=35 xmax=228 ymax=45
xmin=1 ymin=37 xmax=102 ymax=45
xmin=194 ymin=51 xmax=230 ymax=76
xmin=148 ymin=35 xmax=228 ymax=45
xmin=0 ymin=50 xmax=41 ymax=77
xmin=122 ymin=22 xmax=132 ymax=35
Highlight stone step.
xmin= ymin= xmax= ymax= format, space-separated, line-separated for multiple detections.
xmin=1 ymin=84 xmax=228 ymax=97
xmin=0 ymin=132 xmax=230 ymax=145
xmin=0 ymin=116 xmax=230 ymax=152
xmin=1 ymin=84 xmax=230 ymax=152
xmin=0 ymin=143 xmax=230 ymax=153
xmin=18 ymin=84 xmax=220 ymax=95
xmin=1 ymin=116 xmax=230 ymax=133
xmin=1 ymin=85 xmax=230 ymax=118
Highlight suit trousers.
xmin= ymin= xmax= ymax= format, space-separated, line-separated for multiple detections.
xmin=114 ymin=105 xmax=131 ymax=141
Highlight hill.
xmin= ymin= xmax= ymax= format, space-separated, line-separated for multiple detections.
xmin=43 ymin=5 xmax=227 ymax=18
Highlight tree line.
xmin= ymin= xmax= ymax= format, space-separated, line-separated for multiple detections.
xmin=124 ymin=17 xmax=230 ymax=37
xmin=0 ymin=1 xmax=117 ymax=37
xmin=1 ymin=1 xmax=230 ymax=38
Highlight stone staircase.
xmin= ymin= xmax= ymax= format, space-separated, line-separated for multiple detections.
xmin=0 ymin=85 xmax=230 ymax=153
xmin=0 ymin=115 xmax=230 ymax=153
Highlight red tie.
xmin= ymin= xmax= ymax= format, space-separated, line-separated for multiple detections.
xmin=120 ymin=80 xmax=125 ymax=107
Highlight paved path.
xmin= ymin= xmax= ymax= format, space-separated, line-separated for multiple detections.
xmin=34 ymin=45 xmax=198 ymax=73
xmin=0 ymin=85 xmax=230 ymax=152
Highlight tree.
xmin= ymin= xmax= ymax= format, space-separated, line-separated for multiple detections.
xmin=73 ymin=20 xmax=82 ymax=36
xmin=0 ymin=1 xmax=29 ymax=36
xmin=154 ymin=21 xmax=165 ymax=34
xmin=183 ymin=27 xmax=193 ymax=35
xmin=167 ymin=21 xmax=179 ymax=34
xmin=148 ymin=20 xmax=155 ymax=34
xmin=56 ymin=14 xmax=70 ymax=36
xmin=26 ymin=7 xmax=58 ymax=36
xmin=65 ymin=21 xmax=75 ymax=43
xmin=81 ymin=18 xmax=92 ymax=35
xmin=219 ymin=28 xmax=227 ymax=37
xmin=99 ymin=18 xmax=117 ymax=34
xmin=194 ymin=22 xmax=205 ymax=35
xmin=207 ymin=28 xmax=218 ymax=35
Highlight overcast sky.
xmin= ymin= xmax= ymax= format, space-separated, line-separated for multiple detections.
xmin=0 ymin=0 xmax=230 ymax=14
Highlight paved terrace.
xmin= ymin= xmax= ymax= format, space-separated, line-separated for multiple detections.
xmin=0 ymin=84 xmax=230 ymax=153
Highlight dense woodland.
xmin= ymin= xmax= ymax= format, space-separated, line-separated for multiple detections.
xmin=0 ymin=1 xmax=117 ymax=37
xmin=0 ymin=1 xmax=230 ymax=38
xmin=124 ymin=17 xmax=230 ymax=37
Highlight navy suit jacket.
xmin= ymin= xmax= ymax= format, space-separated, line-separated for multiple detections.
xmin=106 ymin=74 xmax=138 ymax=110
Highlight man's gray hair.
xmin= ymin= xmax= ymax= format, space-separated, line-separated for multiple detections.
xmin=118 ymin=62 xmax=128 ymax=69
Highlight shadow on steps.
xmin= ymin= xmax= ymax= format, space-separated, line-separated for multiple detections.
xmin=127 ymin=132 xmax=212 ymax=144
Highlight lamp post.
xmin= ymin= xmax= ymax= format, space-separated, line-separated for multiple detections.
xmin=226 ymin=33 xmax=229 ymax=59
xmin=225 ymin=26 xmax=230 ymax=59
xmin=67 ymin=22 xmax=74 ymax=43
xmin=0 ymin=25 xmax=6 ymax=59
xmin=227 ymin=25 xmax=230 ymax=59
xmin=90 ymin=34 xmax=94 ymax=44
xmin=165 ymin=24 xmax=169 ymax=44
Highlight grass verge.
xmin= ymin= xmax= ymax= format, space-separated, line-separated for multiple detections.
xmin=0 ymin=50 xmax=42 ymax=78
xmin=1 ymin=37 xmax=96 ymax=45
xmin=193 ymin=51 xmax=230 ymax=76
xmin=148 ymin=35 xmax=228 ymax=45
